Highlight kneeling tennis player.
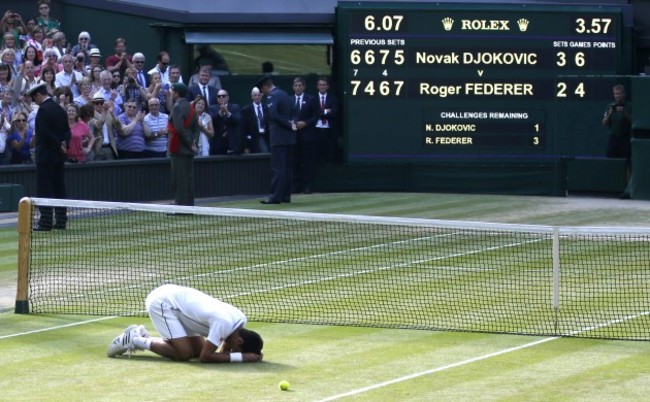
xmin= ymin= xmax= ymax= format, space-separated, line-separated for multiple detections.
xmin=107 ymin=284 xmax=263 ymax=363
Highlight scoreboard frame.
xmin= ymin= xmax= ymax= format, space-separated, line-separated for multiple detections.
xmin=336 ymin=1 xmax=633 ymax=163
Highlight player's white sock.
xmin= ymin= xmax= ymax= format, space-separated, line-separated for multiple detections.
xmin=132 ymin=336 xmax=153 ymax=350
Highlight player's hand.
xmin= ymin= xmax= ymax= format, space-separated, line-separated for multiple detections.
xmin=296 ymin=121 xmax=306 ymax=129
xmin=243 ymin=353 xmax=263 ymax=362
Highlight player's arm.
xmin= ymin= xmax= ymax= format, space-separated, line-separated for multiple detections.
xmin=198 ymin=339 xmax=231 ymax=363
xmin=198 ymin=339 xmax=263 ymax=363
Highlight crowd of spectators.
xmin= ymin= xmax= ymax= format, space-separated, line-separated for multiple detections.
xmin=0 ymin=0 xmax=339 ymax=179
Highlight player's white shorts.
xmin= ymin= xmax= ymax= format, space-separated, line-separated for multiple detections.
xmin=145 ymin=293 xmax=201 ymax=340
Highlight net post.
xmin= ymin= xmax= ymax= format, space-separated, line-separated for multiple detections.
xmin=552 ymin=227 xmax=560 ymax=334
xmin=15 ymin=197 xmax=33 ymax=314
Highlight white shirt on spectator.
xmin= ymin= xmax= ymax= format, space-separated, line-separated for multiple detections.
xmin=55 ymin=70 xmax=83 ymax=98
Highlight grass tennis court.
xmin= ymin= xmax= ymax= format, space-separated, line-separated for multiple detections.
xmin=2 ymin=193 xmax=650 ymax=401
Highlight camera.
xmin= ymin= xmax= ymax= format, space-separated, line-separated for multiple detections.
xmin=127 ymin=77 xmax=136 ymax=85
xmin=76 ymin=56 xmax=84 ymax=62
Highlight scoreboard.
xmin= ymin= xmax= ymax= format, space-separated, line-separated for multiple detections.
xmin=336 ymin=2 xmax=631 ymax=162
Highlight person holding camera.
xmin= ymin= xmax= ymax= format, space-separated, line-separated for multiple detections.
xmin=602 ymin=84 xmax=632 ymax=198
xmin=602 ymin=84 xmax=632 ymax=160
xmin=119 ymin=67 xmax=149 ymax=107
xmin=72 ymin=52 xmax=89 ymax=78
xmin=1 ymin=10 xmax=27 ymax=45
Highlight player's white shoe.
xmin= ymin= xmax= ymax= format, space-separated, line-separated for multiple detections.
xmin=106 ymin=324 xmax=150 ymax=357
xmin=107 ymin=331 xmax=135 ymax=357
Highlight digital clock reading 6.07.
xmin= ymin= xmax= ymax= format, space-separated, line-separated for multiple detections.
xmin=337 ymin=2 xmax=628 ymax=162
xmin=362 ymin=15 xmax=404 ymax=31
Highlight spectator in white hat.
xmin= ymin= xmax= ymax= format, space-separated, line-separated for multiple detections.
xmin=85 ymin=47 xmax=102 ymax=74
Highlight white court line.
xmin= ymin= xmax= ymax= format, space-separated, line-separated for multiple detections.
xmin=314 ymin=310 xmax=650 ymax=402
xmin=0 ymin=316 xmax=116 ymax=340
xmin=315 ymin=336 xmax=560 ymax=402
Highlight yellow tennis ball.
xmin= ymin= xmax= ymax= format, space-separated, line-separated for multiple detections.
xmin=279 ymin=380 xmax=290 ymax=391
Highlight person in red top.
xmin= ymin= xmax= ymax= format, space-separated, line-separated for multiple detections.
xmin=65 ymin=103 xmax=94 ymax=162
xmin=104 ymin=37 xmax=132 ymax=80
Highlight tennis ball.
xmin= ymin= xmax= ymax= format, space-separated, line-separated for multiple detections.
xmin=279 ymin=380 xmax=290 ymax=391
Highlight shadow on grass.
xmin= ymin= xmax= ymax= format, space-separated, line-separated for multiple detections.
xmin=110 ymin=354 xmax=294 ymax=371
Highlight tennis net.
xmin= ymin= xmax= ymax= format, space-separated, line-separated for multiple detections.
xmin=16 ymin=197 xmax=650 ymax=340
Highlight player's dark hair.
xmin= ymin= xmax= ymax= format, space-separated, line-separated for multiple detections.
xmin=240 ymin=328 xmax=263 ymax=354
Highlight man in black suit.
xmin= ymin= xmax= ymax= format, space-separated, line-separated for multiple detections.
xmin=240 ymin=86 xmax=269 ymax=154
xmin=27 ymin=82 xmax=71 ymax=230
xmin=208 ymin=89 xmax=241 ymax=155
xmin=186 ymin=68 xmax=219 ymax=107
xmin=256 ymin=75 xmax=295 ymax=204
xmin=290 ymin=77 xmax=319 ymax=194
xmin=315 ymin=77 xmax=339 ymax=163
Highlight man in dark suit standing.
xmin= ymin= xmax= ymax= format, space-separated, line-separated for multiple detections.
xmin=27 ymin=82 xmax=71 ymax=230
xmin=315 ymin=77 xmax=339 ymax=164
xmin=290 ymin=77 xmax=319 ymax=194
xmin=208 ymin=89 xmax=241 ymax=155
xmin=240 ymin=86 xmax=269 ymax=154
xmin=256 ymin=75 xmax=295 ymax=204
xmin=186 ymin=68 xmax=219 ymax=106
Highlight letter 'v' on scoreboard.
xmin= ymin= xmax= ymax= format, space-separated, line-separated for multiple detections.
xmin=336 ymin=1 xmax=632 ymax=162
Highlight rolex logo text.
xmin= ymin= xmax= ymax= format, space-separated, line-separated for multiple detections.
xmin=461 ymin=19 xmax=510 ymax=31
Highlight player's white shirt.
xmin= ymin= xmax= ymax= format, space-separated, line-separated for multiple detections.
xmin=146 ymin=284 xmax=246 ymax=346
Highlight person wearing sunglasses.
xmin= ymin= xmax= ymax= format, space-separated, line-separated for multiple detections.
xmin=208 ymin=89 xmax=241 ymax=155
xmin=6 ymin=111 xmax=33 ymax=164
xmin=131 ymin=52 xmax=149 ymax=89
xmin=147 ymin=50 xmax=179 ymax=86
xmin=41 ymin=48 xmax=62 ymax=73
xmin=70 ymin=31 xmax=96 ymax=65
xmin=116 ymin=98 xmax=145 ymax=159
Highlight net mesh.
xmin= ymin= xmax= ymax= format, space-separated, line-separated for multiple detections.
xmin=23 ymin=198 xmax=650 ymax=340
